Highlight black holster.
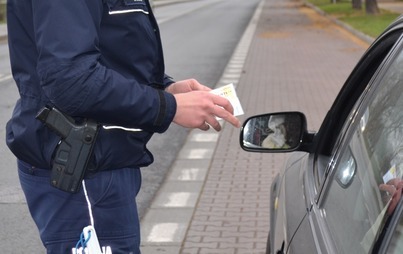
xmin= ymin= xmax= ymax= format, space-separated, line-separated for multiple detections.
xmin=36 ymin=106 xmax=99 ymax=193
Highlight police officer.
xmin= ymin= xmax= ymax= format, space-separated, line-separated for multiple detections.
xmin=6 ymin=0 xmax=240 ymax=253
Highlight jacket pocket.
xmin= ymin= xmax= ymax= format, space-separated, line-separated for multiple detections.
xmin=106 ymin=0 xmax=149 ymax=15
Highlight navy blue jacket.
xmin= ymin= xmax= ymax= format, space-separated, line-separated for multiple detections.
xmin=6 ymin=0 xmax=177 ymax=171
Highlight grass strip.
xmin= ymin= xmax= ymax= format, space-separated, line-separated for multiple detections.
xmin=306 ymin=0 xmax=400 ymax=38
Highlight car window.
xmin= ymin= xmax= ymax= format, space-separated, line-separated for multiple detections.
xmin=313 ymin=32 xmax=403 ymax=190
xmin=322 ymin=38 xmax=403 ymax=254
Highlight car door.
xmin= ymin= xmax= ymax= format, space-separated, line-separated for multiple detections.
xmin=308 ymin=32 xmax=403 ymax=253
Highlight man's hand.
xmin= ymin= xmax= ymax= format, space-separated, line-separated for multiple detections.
xmin=379 ymin=178 xmax=403 ymax=215
xmin=173 ymin=91 xmax=241 ymax=131
xmin=165 ymin=79 xmax=211 ymax=94
xmin=167 ymin=79 xmax=241 ymax=131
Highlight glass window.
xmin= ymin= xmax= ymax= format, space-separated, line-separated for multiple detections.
xmin=322 ymin=42 xmax=403 ymax=253
xmin=387 ymin=215 xmax=403 ymax=253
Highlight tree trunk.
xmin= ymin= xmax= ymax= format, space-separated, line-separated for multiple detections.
xmin=352 ymin=0 xmax=362 ymax=10
xmin=366 ymin=0 xmax=380 ymax=15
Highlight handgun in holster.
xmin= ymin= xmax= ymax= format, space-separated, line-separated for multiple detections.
xmin=36 ymin=106 xmax=99 ymax=193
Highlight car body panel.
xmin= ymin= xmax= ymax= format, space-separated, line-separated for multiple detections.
xmin=288 ymin=213 xmax=316 ymax=254
xmin=271 ymin=153 xmax=315 ymax=253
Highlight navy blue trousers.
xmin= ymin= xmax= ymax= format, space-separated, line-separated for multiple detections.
xmin=18 ymin=160 xmax=142 ymax=254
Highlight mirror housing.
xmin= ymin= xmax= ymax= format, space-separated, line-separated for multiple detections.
xmin=240 ymin=112 xmax=313 ymax=153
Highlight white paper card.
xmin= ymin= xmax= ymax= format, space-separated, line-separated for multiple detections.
xmin=383 ymin=165 xmax=397 ymax=184
xmin=210 ymin=83 xmax=244 ymax=116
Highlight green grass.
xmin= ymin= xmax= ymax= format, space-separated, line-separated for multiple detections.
xmin=0 ymin=4 xmax=5 ymax=24
xmin=306 ymin=0 xmax=400 ymax=38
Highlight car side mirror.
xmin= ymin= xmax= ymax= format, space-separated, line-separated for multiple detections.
xmin=240 ymin=112 xmax=309 ymax=153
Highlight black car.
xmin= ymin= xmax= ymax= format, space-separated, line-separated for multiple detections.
xmin=240 ymin=16 xmax=403 ymax=253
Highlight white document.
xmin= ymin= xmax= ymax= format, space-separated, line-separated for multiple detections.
xmin=210 ymin=83 xmax=244 ymax=116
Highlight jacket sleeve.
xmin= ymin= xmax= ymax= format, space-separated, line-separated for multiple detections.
xmin=163 ymin=74 xmax=176 ymax=87
xmin=32 ymin=0 xmax=176 ymax=133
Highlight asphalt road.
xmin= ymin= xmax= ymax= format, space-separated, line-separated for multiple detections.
xmin=0 ymin=0 xmax=260 ymax=252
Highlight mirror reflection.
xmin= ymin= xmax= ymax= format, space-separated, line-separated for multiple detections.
xmin=335 ymin=148 xmax=357 ymax=188
xmin=242 ymin=112 xmax=303 ymax=150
